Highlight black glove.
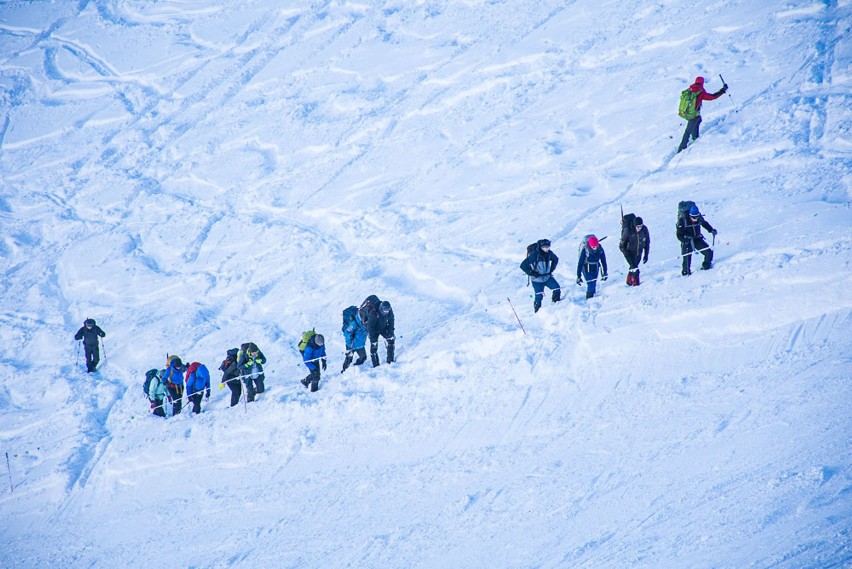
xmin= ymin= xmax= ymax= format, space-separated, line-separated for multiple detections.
xmin=601 ymin=274 xmax=608 ymax=282
xmin=722 ymin=83 xmax=728 ymax=92
xmin=530 ymin=270 xmax=541 ymax=277
xmin=619 ymin=243 xmax=626 ymax=253
xmin=642 ymin=255 xmax=648 ymax=264
xmin=712 ymin=229 xmax=718 ymax=236
xmin=321 ymin=359 xmax=327 ymax=371
xmin=205 ymin=389 xmax=210 ymax=399
xmin=576 ymin=277 xmax=583 ymax=285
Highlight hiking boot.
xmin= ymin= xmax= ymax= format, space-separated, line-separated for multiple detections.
xmin=551 ymin=290 xmax=561 ymax=303
xmin=586 ymin=292 xmax=594 ymax=299
xmin=534 ymin=302 xmax=541 ymax=313
xmin=300 ymin=378 xmax=309 ymax=388
xmin=682 ymin=268 xmax=691 ymax=276
xmin=700 ymin=263 xmax=712 ymax=270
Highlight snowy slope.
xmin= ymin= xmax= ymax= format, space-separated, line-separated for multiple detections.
xmin=1 ymin=0 xmax=850 ymax=567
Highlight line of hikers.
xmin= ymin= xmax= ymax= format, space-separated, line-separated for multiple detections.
xmin=90 ymin=295 xmax=398 ymax=417
xmin=520 ymin=200 xmax=717 ymax=311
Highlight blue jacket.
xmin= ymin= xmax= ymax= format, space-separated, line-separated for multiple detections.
xmin=303 ymin=340 xmax=327 ymax=372
xmin=162 ymin=362 xmax=185 ymax=390
xmin=343 ymin=313 xmax=368 ymax=350
xmin=577 ymin=245 xmax=608 ymax=277
xmin=185 ymin=363 xmax=210 ymax=395
xmin=520 ymin=244 xmax=559 ymax=284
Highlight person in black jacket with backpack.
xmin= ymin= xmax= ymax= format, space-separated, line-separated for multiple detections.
xmin=677 ymin=203 xmax=717 ymax=275
xmin=74 ymin=318 xmax=106 ymax=373
xmin=219 ymin=348 xmax=241 ymax=407
xmin=519 ymin=239 xmax=561 ymax=313
xmin=359 ymin=295 xmax=395 ymax=367
xmin=619 ymin=216 xmax=650 ymax=286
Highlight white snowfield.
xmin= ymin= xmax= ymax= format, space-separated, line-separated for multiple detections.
xmin=0 ymin=1 xmax=849 ymax=567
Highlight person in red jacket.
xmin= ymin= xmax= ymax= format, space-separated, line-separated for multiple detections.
xmin=677 ymin=76 xmax=727 ymax=152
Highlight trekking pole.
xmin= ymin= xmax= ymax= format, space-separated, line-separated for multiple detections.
xmin=101 ymin=338 xmax=107 ymax=366
xmin=507 ymin=297 xmax=526 ymax=335
xmin=719 ymin=74 xmax=735 ymax=109
xmin=5 ymin=451 xmax=13 ymax=492
xmin=75 ymin=342 xmax=81 ymax=371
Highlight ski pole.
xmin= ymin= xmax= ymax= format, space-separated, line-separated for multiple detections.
xmin=75 ymin=342 xmax=81 ymax=370
xmin=507 ymin=297 xmax=526 ymax=335
xmin=719 ymin=74 xmax=735 ymax=109
xmin=6 ymin=451 xmax=13 ymax=492
xmin=101 ymin=338 xmax=107 ymax=366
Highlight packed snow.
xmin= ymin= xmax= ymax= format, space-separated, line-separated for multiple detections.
xmin=1 ymin=1 xmax=850 ymax=567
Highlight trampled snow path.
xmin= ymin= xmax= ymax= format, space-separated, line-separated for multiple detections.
xmin=1 ymin=1 xmax=850 ymax=567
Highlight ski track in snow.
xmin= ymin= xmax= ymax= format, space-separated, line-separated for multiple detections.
xmin=0 ymin=1 xmax=850 ymax=567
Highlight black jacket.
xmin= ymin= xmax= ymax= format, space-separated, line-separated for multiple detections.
xmin=520 ymin=244 xmax=559 ymax=283
xmin=74 ymin=325 xmax=105 ymax=347
xmin=360 ymin=295 xmax=395 ymax=342
xmin=677 ymin=214 xmax=715 ymax=242
xmin=620 ymin=225 xmax=650 ymax=259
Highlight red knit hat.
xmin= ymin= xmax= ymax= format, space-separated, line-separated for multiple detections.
xmin=588 ymin=236 xmax=600 ymax=248
xmin=694 ymin=76 xmax=705 ymax=85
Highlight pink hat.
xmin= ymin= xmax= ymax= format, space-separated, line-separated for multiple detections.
xmin=588 ymin=236 xmax=599 ymax=248
xmin=694 ymin=76 xmax=705 ymax=85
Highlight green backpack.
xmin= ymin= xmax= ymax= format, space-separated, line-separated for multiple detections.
xmin=678 ymin=89 xmax=700 ymax=120
xmin=298 ymin=328 xmax=316 ymax=353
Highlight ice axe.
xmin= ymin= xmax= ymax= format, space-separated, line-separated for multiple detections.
xmin=719 ymin=74 xmax=736 ymax=110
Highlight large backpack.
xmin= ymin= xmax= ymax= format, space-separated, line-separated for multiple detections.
xmin=678 ymin=89 xmax=700 ymax=120
xmin=621 ymin=213 xmax=637 ymax=242
xmin=677 ymin=200 xmax=696 ymax=224
xmin=298 ymin=329 xmax=316 ymax=353
xmin=359 ymin=295 xmax=381 ymax=323
xmin=143 ymin=368 xmax=160 ymax=397
xmin=578 ymin=234 xmax=596 ymax=258
xmin=342 ymin=306 xmax=358 ymax=327
xmin=188 ymin=364 xmax=210 ymax=391
xmin=525 ymin=242 xmax=538 ymax=258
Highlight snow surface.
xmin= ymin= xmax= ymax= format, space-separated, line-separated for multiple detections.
xmin=1 ymin=0 xmax=850 ymax=567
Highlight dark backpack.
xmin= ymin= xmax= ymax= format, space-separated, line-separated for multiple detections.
xmin=678 ymin=89 xmax=700 ymax=120
xmin=677 ymin=200 xmax=696 ymax=224
xmin=526 ymin=242 xmax=538 ymax=258
xmin=621 ymin=213 xmax=636 ymax=242
xmin=343 ymin=306 xmax=358 ymax=327
xmin=298 ymin=329 xmax=316 ymax=353
xmin=359 ymin=295 xmax=381 ymax=323
xmin=143 ymin=368 xmax=160 ymax=398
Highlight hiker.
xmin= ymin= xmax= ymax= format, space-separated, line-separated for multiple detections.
xmin=74 ymin=318 xmax=106 ymax=373
xmin=619 ymin=215 xmax=650 ymax=286
xmin=219 ymin=348 xmax=242 ymax=407
xmin=185 ymin=362 xmax=211 ymax=414
xmin=519 ymin=239 xmax=561 ymax=313
xmin=677 ymin=76 xmax=727 ymax=152
xmin=677 ymin=203 xmax=717 ymax=275
xmin=576 ymin=236 xmax=608 ymax=299
xmin=146 ymin=368 xmax=167 ymax=418
xmin=162 ymin=356 xmax=185 ymax=415
xmin=300 ymin=333 xmax=326 ymax=392
xmin=238 ymin=343 xmax=266 ymax=402
xmin=341 ymin=306 xmax=368 ymax=373
xmin=359 ymin=295 xmax=395 ymax=367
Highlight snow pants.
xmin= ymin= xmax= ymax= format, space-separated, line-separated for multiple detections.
xmin=224 ymin=376 xmax=241 ymax=407
xmin=678 ymin=116 xmax=702 ymax=152
xmin=531 ymin=276 xmax=561 ymax=311
xmin=681 ymin=237 xmax=713 ymax=273
xmin=243 ymin=373 xmax=265 ymax=402
xmin=342 ymin=347 xmax=367 ymax=373
xmin=83 ymin=343 xmax=100 ymax=373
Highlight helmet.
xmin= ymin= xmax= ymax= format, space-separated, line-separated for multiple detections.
xmin=689 ymin=205 xmax=700 ymax=216
xmin=84 ymin=318 xmax=95 ymax=327
xmin=314 ymin=334 xmax=325 ymax=346
xmin=588 ymin=236 xmax=599 ymax=249
xmin=379 ymin=301 xmax=392 ymax=314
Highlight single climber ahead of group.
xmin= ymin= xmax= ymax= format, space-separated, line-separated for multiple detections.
xmin=677 ymin=75 xmax=727 ymax=153
xmin=359 ymin=295 xmax=395 ymax=366
xmin=519 ymin=239 xmax=561 ymax=313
